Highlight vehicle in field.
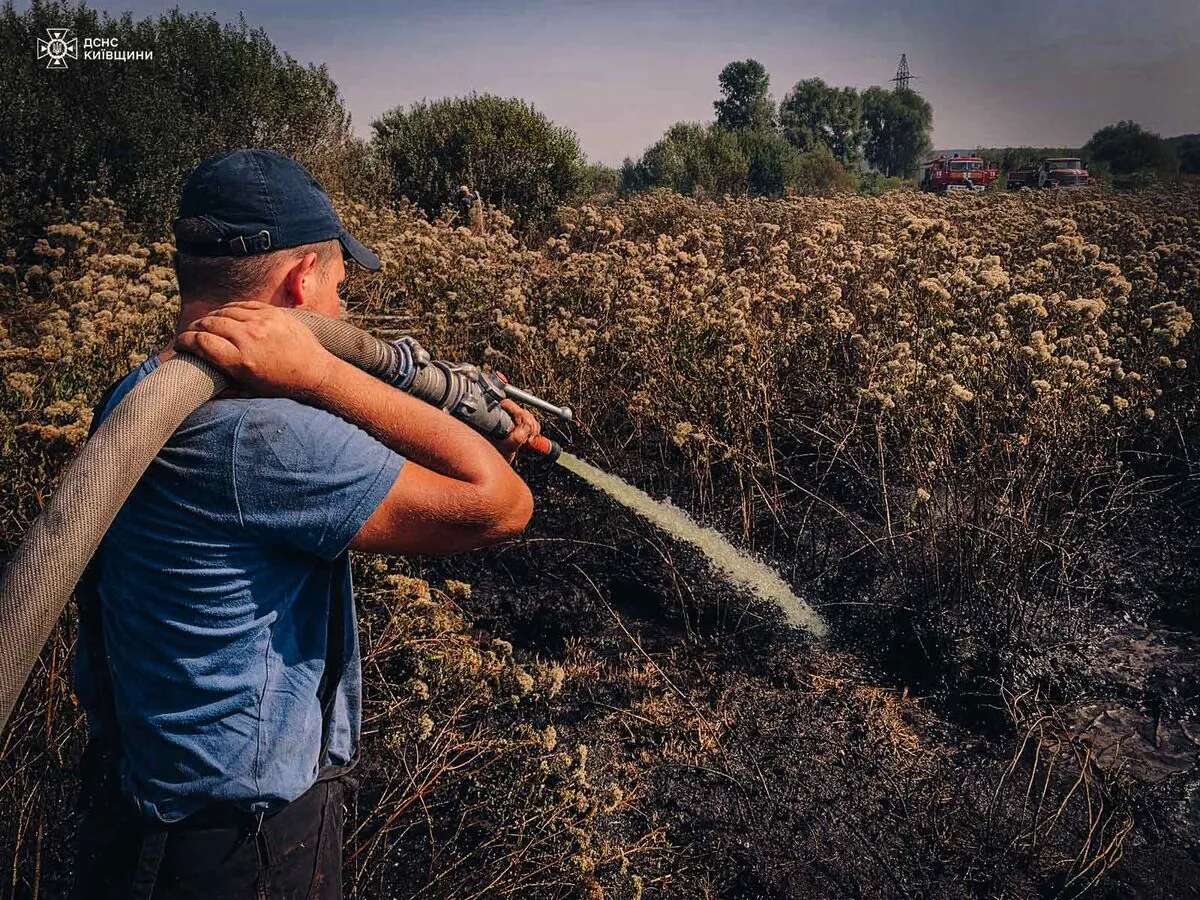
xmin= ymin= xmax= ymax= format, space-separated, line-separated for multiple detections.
xmin=1006 ymin=157 xmax=1092 ymax=189
xmin=919 ymin=155 xmax=999 ymax=193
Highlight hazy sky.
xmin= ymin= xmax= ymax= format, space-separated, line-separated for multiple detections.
xmin=31 ymin=0 xmax=1200 ymax=164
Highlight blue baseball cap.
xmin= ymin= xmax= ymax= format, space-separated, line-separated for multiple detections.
xmin=173 ymin=149 xmax=381 ymax=271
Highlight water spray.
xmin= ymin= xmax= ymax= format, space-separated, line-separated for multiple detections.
xmin=556 ymin=453 xmax=828 ymax=638
xmin=423 ymin=349 xmax=827 ymax=638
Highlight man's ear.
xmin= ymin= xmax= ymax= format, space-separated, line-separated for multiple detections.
xmin=281 ymin=252 xmax=319 ymax=308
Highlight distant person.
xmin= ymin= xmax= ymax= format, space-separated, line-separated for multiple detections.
xmin=455 ymin=184 xmax=486 ymax=235
xmin=71 ymin=150 xmax=538 ymax=899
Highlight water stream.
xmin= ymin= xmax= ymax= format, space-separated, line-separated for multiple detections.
xmin=556 ymin=453 xmax=828 ymax=638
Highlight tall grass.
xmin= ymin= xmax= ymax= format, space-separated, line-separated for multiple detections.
xmin=1 ymin=185 xmax=1195 ymax=897
xmin=341 ymin=186 xmax=1198 ymax=687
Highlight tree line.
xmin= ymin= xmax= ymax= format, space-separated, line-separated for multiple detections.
xmin=2 ymin=2 xmax=1192 ymax=238
xmin=0 ymin=2 xmax=936 ymax=233
xmin=977 ymin=121 xmax=1193 ymax=188
xmin=619 ymin=59 xmax=934 ymax=198
xmin=0 ymin=2 xmax=590 ymax=230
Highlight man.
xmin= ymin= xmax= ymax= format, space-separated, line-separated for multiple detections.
xmin=72 ymin=149 xmax=538 ymax=898
xmin=454 ymin=184 xmax=486 ymax=235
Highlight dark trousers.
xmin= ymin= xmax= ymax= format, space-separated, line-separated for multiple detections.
xmin=72 ymin=749 xmax=346 ymax=900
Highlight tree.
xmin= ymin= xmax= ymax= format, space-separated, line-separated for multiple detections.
xmin=620 ymin=123 xmax=748 ymax=197
xmin=1171 ymin=135 xmax=1200 ymax=174
xmin=779 ymin=78 xmax=862 ymax=165
xmin=372 ymin=94 xmax=585 ymax=226
xmin=713 ymin=59 xmax=775 ymax=132
xmin=620 ymin=122 xmax=852 ymax=198
xmin=0 ymin=1 xmax=362 ymax=224
xmin=861 ymin=86 xmax=933 ymax=178
xmin=736 ymin=129 xmax=807 ymax=196
xmin=1084 ymin=121 xmax=1178 ymax=177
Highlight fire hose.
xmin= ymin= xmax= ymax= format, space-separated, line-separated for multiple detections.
xmin=0 ymin=310 xmax=572 ymax=734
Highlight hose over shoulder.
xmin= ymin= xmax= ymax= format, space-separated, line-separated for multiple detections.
xmin=0 ymin=312 xmax=404 ymax=734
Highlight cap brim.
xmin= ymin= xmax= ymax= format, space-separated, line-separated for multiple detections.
xmin=338 ymin=229 xmax=381 ymax=271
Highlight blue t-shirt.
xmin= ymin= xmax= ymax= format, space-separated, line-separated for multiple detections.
xmin=74 ymin=355 xmax=404 ymax=823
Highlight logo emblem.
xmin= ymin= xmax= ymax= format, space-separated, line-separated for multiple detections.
xmin=36 ymin=28 xmax=78 ymax=69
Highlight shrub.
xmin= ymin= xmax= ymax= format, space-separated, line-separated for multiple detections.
xmin=622 ymin=125 xmax=853 ymax=198
xmin=792 ymin=145 xmax=857 ymax=195
xmin=1084 ymin=121 xmax=1179 ymax=179
xmin=1111 ymin=169 xmax=1161 ymax=191
xmin=1173 ymin=135 xmax=1200 ymax=174
xmin=855 ymin=170 xmax=909 ymax=196
xmin=735 ymin=129 xmax=806 ymax=196
xmin=576 ymin=162 xmax=620 ymax=200
xmin=371 ymin=94 xmax=586 ymax=228
xmin=620 ymin=122 xmax=748 ymax=197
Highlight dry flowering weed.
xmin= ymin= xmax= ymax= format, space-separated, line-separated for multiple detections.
xmin=341 ymin=185 xmax=1198 ymax=681
xmin=8 ymin=185 xmax=1191 ymax=673
xmin=0 ymin=197 xmax=184 ymax=900
xmin=346 ymin=567 xmax=652 ymax=898
xmin=1 ymin=183 xmax=1198 ymax=897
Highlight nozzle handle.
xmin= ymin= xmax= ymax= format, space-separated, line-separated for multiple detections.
xmin=500 ymin=382 xmax=573 ymax=422
xmin=524 ymin=434 xmax=562 ymax=463
xmin=487 ymin=408 xmax=561 ymax=462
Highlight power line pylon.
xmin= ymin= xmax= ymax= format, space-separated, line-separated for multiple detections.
xmin=890 ymin=53 xmax=916 ymax=91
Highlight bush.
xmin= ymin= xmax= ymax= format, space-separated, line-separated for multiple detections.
xmin=1111 ymin=169 xmax=1160 ymax=191
xmin=575 ymin=162 xmax=620 ymax=200
xmin=0 ymin=1 xmax=366 ymax=225
xmin=793 ymin=146 xmax=856 ymax=195
xmin=620 ymin=122 xmax=747 ymax=197
xmin=855 ymin=170 xmax=909 ymax=196
xmin=1084 ymin=121 xmax=1178 ymax=179
xmin=1171 ymin=135 xmax=1200 ymax=174
xmin=371 ymin=94 xmax=586 ymax=228
xmin=736 ymin=129 xmax=808 ymax=196
xmin=621 ymin=124 xmax=853 ymax=198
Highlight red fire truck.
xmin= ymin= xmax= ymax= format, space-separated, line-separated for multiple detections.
xmin=919 ymin=154 xmax=999 ymax=193
xmin=1006 ymin=157 xmax=1093 ymax=190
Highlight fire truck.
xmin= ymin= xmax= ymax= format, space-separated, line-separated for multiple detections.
xmin=1006 ymin=157 xmax=1092 ymax=189
xmin=919 ymin=154 xmax=999 ymax=193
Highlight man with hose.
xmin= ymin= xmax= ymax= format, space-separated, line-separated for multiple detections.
xmin=72 ymin=150 xmax=539 ymax=898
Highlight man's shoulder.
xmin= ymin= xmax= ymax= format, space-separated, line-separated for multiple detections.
xmin=230 ymin=396 xmax=355 ymax=435
xmin=94 ymin=357 xmax=160 ymax=424
xmin=230 ymin=397 xmax=376 ymax=466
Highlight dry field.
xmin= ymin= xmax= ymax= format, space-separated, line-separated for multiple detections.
xmin=1 ymin=184 xmax=1198 ymax=897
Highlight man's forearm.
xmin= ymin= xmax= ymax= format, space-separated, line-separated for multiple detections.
xmin=305 ymin=355 xmax=509 ymax=486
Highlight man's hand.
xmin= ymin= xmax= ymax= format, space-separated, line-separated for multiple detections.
xmin=491 ymin=399 xmax=541 ymax=463
xmin=180 ymin=303 xmax=541 ymax=462
xmin=175 ymin=302 xmax=338 ymax=400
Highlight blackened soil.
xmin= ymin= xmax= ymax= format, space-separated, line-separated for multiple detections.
xmin=406 ymin=460 xmax=1200 ymax=898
